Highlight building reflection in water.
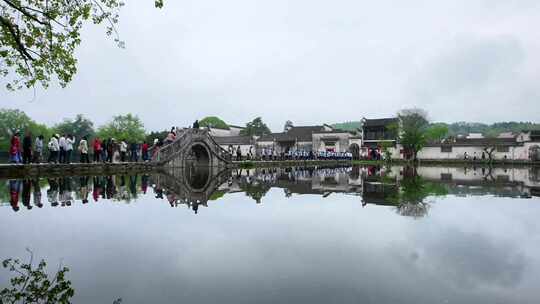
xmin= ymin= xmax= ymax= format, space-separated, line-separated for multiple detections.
xmin=1 ymin=165 xmax=540 ymax=215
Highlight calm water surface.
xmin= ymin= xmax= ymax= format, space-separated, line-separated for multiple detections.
xmin=1 ymin=165 xmax=539 ymax=304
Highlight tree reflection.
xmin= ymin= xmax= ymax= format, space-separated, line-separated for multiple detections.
xmin=240 ymin=182 xmax=271 ymax=204
xmin=391 ymin=166 xmax=448 ymax=218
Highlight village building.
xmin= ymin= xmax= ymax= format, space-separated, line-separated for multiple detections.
xmin=257 ymin=125 xmax=361 ymax=157
xmin=211 ymin=124 xmax=361 ymax=159
xmin=360 ymin=117 xmax=400 ymax=159
xmin=206 ymin=118 xmax=540 ymax=162
xmin=417 ymin=130 xmax=540 ymax=161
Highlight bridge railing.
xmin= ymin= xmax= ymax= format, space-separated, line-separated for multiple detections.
xmin=152 ymin=128 xmax=232 ymax=165
xmin=206 ymin=132 xmax=233 ymax=162
xmin=152 ymin=129 xmax=191 ymax=163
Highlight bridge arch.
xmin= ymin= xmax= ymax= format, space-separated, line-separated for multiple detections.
xmin=185 ymin=141 xmax=212 ymax=167
xmin=154 ymin=129 xmax=232 ymax=168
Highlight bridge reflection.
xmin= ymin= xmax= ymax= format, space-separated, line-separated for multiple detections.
xmin=2 ymin=165 xmax=540 ymax=216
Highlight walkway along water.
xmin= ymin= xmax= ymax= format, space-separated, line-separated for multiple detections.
xmin=2 ymin=128 xmax=539 ymax=179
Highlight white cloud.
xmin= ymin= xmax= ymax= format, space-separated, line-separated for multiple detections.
xmin=1 ymin=0 xmax=539 ymax=131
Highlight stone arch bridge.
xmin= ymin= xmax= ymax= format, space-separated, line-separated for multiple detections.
xmin=152 ymin=166 xmax=231 ymax=211
xmin=153 ymin=129 xmax=232 ymax=168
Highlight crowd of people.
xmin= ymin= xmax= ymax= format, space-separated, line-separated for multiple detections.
xmin=230 ymin=145 xmax=354 ymax=162
xmin=7 ymin=131 xmax=152 ymax=164
xmin=8 ymin=122 xmax=357 ymax=165
xmin=6 ymin=175 xmax=150 ymax=212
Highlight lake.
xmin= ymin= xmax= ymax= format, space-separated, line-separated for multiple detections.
xmin=1 ymin=165 xmax=539 ymax=304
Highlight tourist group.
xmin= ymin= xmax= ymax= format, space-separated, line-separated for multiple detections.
xmin=8 ymin=132 xmax=152 ymax=164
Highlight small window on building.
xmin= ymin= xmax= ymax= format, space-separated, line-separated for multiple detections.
xmin=496 ymin=146 xmax=509 ymax=152
xmin=496 ymin=175 xmax=510 ymax=182
xmin=441 ymin=146 xmax=452 ymax=153
xmin=441 ymin=173 xmax=452 ymax=181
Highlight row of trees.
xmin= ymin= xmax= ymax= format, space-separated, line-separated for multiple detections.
xmin=1 ymin=110 xmax=277 ymax=152
xmin=0 ymin=109 xmax=147 ymax=151
xmin=198 ymin=116 xmax=272 ymax=137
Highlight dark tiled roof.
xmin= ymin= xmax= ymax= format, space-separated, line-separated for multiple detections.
xmin=286 ymin=126 xmax=327 ymax=141
xmin=213 ymin=136 xmax=254 ymax=145
xmin=258 ymin=126 xmax=328 ymax=142
xmin=257 ymin=132 xmax=288 ymax=142
xmin=228 ymin=125 xmax=245 ymax=129
xmin=363 ymin=118 xmax=398 ymax=127
xmin=313 ymin=129 xmax=354 ymax=135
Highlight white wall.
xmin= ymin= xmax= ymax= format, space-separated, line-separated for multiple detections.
xmin=417 ymin=145 xmax=529 ymax=161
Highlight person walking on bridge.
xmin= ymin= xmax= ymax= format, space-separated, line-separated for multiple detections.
xmin=79 ymin=136 xmax=89 ymax=163
xmin=58 ymin=134 xmax=67 ymax=163
xmin=130 ymin=142 xmax=139 ymax=162
xmin=236 ymin=146 xmax=242 ymax=161
xmin=9 ymin=132 xmax=22 ymax=164
xmin=120 ymin=139 xmax=127 ymax=162
xmin=142 ymin=141 xmax=149 ymax=162
xmin=47 ymin=135 xmax=59 ymax=163
xmin=65 ymin=134 xmax=75 ymax=164
xmin=93 ymin=137 xmax=102 ymax=163
xmin=193 ymin=120 xmax=200 ymax=129
xmin=34 ymin=135 xmax=44 ymax=163
xmin=22 ymin=131 xmax=32 ymax=164
xmin=165 ymin=131 xmax=175 ymax=145
xmin=107 ymin=139 xmax=116 ymax=163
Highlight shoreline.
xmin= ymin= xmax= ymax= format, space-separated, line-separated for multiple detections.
xmin=1 ymin=158 xmax=538 ymax=179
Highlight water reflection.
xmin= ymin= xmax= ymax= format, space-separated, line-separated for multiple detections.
xmin=2 ymin=165 xmax=540 ymax=216
xmin=1 ymin=166 xmax=540 ymax=304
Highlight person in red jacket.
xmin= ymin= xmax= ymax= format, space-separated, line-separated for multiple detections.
xmin=93 ymin=137 xmax=102 ymax=163
xmin=142 ymin=141 xmax=149 ymax=161
xmin=9 ymin=132 xmax=22 ymax=164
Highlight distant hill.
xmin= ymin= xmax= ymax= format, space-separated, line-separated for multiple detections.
xmin=332 ymin=121 xmax=540 ymax=136
xmin=443 ymin=122 xmax=540 ymax=137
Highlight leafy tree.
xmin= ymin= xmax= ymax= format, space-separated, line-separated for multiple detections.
xmin=481 ymin=136 xmax=500 ymax=163
xmin=425 ymin=123 xmax=449 ymax=142
xmin=145 ymin=130 xmax=169 ymax=144
xmin=0 ymin=0 xmax=164 ymax=90
xmin=53 ymin=114 xmax=95 ymax=140
xmin=97 ymin=114 xmax=145 ymax=143
xmin=240 ymin=117 xmax=271 ymax=137
xmin=378 ymin=141 xmax=393 ymax=161
xmin=396 ymin=108 xmax=430 ymax=161
xmin=0 ymin=108 xmax=51 ymax=151
xmin=199 ymin=116 xmax=229 ymax=130
xmin=283 ymin=120 xmax=294 ymax=132
xmin=388 ymin=167 xmax=448 ymax=218
xmin=1 ymin=250 xmax=74 ymax=303
xmin=240 ymin=182 xmax=271 ymax=204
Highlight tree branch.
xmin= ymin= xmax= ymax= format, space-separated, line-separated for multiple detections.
xmin=0 ymin=15 xmax=35 ymax=61
xmin=2 ymin=0 xmax=48 ymax=26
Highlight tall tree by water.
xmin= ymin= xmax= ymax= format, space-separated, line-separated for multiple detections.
xmin=0 ymin=0 xmax=164 ymax=90
xmin=396 ymin=108 xmax=430 ymax=161
xmin=199 ymin=116 xmax=229 ymax=130
xmin=425 ymin=123 xmax=449 ymax=142
xmin=54 ymin=114 xmax=95 ymax=140
xmin=240 ymin=117 xmax=271 ymax=137
xmin=97 ymin=113 xmax=145 ymax=142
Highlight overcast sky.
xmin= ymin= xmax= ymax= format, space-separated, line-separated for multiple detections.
xmin=1 ymin=0 xmax=539 ymax=131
